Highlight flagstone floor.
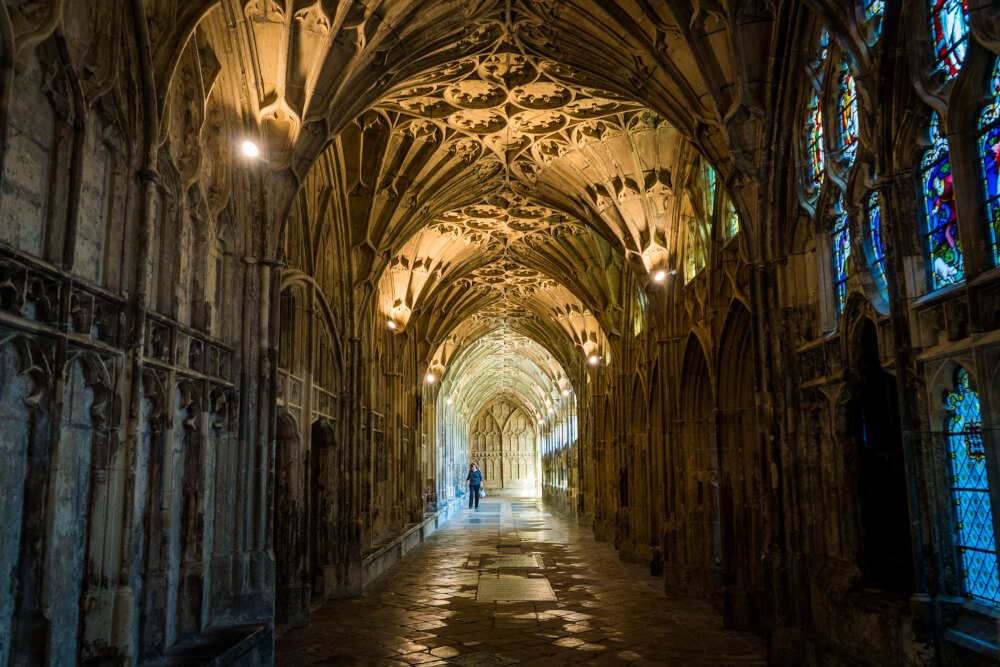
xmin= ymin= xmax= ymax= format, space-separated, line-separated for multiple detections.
xmin=275 ymin=496 xmax=766 ymax=666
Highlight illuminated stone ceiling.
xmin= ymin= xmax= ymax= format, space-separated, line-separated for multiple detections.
xmin=360 ymin=13 xmax=666 ymax=405
xmin=181 ymin=0 xmax=763 ymax=412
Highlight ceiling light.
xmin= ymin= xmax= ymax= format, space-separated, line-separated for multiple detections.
xmin=387 ymin=320 xmax=396 ymax=330
xmin=561 ymin=388 xmax=570 ymax=396
xmin=426 ymin=373 xmax=435 ymax=383
xmin=547 ymin=407 xmax=554 ymax=413
xmin=241 ymin=140 xmax=259 ymax=157
xmin=537 ymin=418 xmax=544 ymax=425
xmin=588 ymin=354 xmax=599 ymax=365
xmin=653 ymin=269 xmax=667 ymax=282
xmin=446 ymin=397 xmax=454 ymax=405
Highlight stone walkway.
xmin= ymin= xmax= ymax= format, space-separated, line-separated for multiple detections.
xmin=275 ymin=497 xmax=766 ymax=666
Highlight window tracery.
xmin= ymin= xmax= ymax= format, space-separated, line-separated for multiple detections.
xmin=684 ymin=215 xmax=705 ymax=281
xmin=922 ymin=113 xmax=963 ymax=288
xmin=979 ymin=60 xmax=1000 ymax=266
xmin=944 ymin=367 xmax=998 ymax=606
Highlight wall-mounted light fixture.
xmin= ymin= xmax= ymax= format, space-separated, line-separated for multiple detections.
xmin=242 ymin=140 xmax=260 ymax=158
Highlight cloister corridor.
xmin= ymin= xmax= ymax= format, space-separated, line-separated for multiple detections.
xmin=275 ymin=497 xmax=765 ymax=666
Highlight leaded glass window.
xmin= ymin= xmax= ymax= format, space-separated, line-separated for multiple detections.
xmin=726 ymin=200 xmax=739 ymax=240
xmin=865 ymin=0 xmax=884 ymax=34
xmin=929 ymin=0 xmax=969 ymax=81
xmin=684 ymin=215 xmax=705 ymax=281
xmin=979 ymin=60 xmax=1000 ymax=265
xmin=922 ymin=114 xmax=963 ymax=288
xmin=818 ymin=29 xmax=829 ymax=64
xmin=832 ymin=197 xmax=852 ymax=315
xmin=866 ymin=191 xmax=886 ymax=283
xmin=807 ymin=93 xmax=825 ymax=193
xmin=838 ymin=63 xmax=860 ymax=165
xmin=944 ymin=368 xmax=999 ymax=606
xmin=702 ymin=162 xmax=716 ymax=220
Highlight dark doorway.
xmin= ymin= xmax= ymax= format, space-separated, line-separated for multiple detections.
xmin=853 ymin=320 xmax=913 ymax=595
xmin=274 ymin=410 xmax=308 ymax=629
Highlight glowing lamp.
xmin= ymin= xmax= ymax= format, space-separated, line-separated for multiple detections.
xmin=588 ymin=354 xmax=599 ymax=365
xmin=653 ymin=269 xmax=667 ymax=282
xmin=426 ymin=373 xmax=435 ymax=383
xmin=561 ymin=388 xmax=570 ymax=396
xmin=387 ymin=320 xmax=397 ymax=330
xmin=241 ymin=140 xmax=259 ymax=157
xmin=446 ymin=397 xmax=454 ymax=405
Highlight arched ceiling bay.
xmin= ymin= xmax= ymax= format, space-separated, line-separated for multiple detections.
xmin=198 ymin=0 xmax=772 ymax=398
xmin=438 ymin=325 xmax=571 ymax=425
xmin=154 ymin=0 xmax=768 ymax=184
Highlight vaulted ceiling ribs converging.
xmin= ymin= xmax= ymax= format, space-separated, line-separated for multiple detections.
xmin=357 ymin=6 xmax=686 ymax=399
xmin=276 ymin=0 xmax=727 ymax=415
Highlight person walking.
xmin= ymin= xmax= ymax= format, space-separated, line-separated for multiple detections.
xmin=466 ymin=462 xmax=484 ymax=509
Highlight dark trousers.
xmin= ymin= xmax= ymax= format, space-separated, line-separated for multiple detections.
xmin=469 ymin=485 xmax=480 ymax=508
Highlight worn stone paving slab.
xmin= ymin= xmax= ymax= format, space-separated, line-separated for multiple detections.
xmin=477 ymin=554 xmax=544 ymax=570
xmin=276 ymin=495 xmax=766 ymax=666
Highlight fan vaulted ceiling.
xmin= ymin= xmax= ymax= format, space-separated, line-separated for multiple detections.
xmin=163 ymin=0 xmax=754 ymax=408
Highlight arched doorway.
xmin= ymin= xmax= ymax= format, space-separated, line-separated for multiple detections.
xmin=274 ymin=409 xmax=308 ymax=628
xmin=716 ymin=303 xmax=763 ymax=630
xmin=309 ymin=418 xmax=339 ymax=601
xmin=669 ymin=334 xmax=720 ymax=600
xmin=849 ymin=319 xmax=913 ymax=595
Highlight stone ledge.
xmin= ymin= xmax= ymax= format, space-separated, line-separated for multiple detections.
xmin=361 ymin=497 xmax=464 ymax=589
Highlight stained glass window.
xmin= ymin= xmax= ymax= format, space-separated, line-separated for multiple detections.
xmin=979 ymin=60 xmax=1000 ymax=265
xmin=838 ymin=63 xmax=859 ymax=166
xmin=685 ymin=216 xmax=705 ymax=281
xmin=866 ymin=0 xmax=884 ymax=27
xmin=702 ymin=162 xmax=716 ymax=221
xmin=832 ymin=197 xmax=852 ymax=315
xmin=929 ymin=0 xmax=969 ymax=81
xmin=944 ymin=367 xmax=999 ymax=606
xmin=867 ymin=191 xmax=886 ymax=283
xmin=922 ymin=114 xmax=963 ymax=288
xmin=807 ymin=93 xmax=825 ymax=193
xmin=726 ymin=200 xmax=740 ymax=239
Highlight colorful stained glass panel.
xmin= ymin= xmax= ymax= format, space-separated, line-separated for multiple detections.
xmin=930 ymin=0 xmax=969 ymax=81
xmin=945 ymin=368 xmax=999 ymax=606
xmin=867 ymin=191 xmax=885 ymax=284
xmin=866 ymin=0 xmax=884 ymax=23
xmin=922 ymin=114 xmax=963 ymax=288
xmin=839 ymin=64 xmax=859 ymax=165
xmin=832 ymin=199 xmax=851 ymax=315
xmin=980 ymin=60 xmax=1000 ymax=265
xmin=807 ymin=93 xmax=825 ymax=193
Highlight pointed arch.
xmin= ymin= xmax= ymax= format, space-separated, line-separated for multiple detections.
xmin=715 ymin=300 xmax=764 ymax=630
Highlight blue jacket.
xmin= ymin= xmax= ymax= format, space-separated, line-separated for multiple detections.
xmin=467 ymin=469 xmax=483 ymax=487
